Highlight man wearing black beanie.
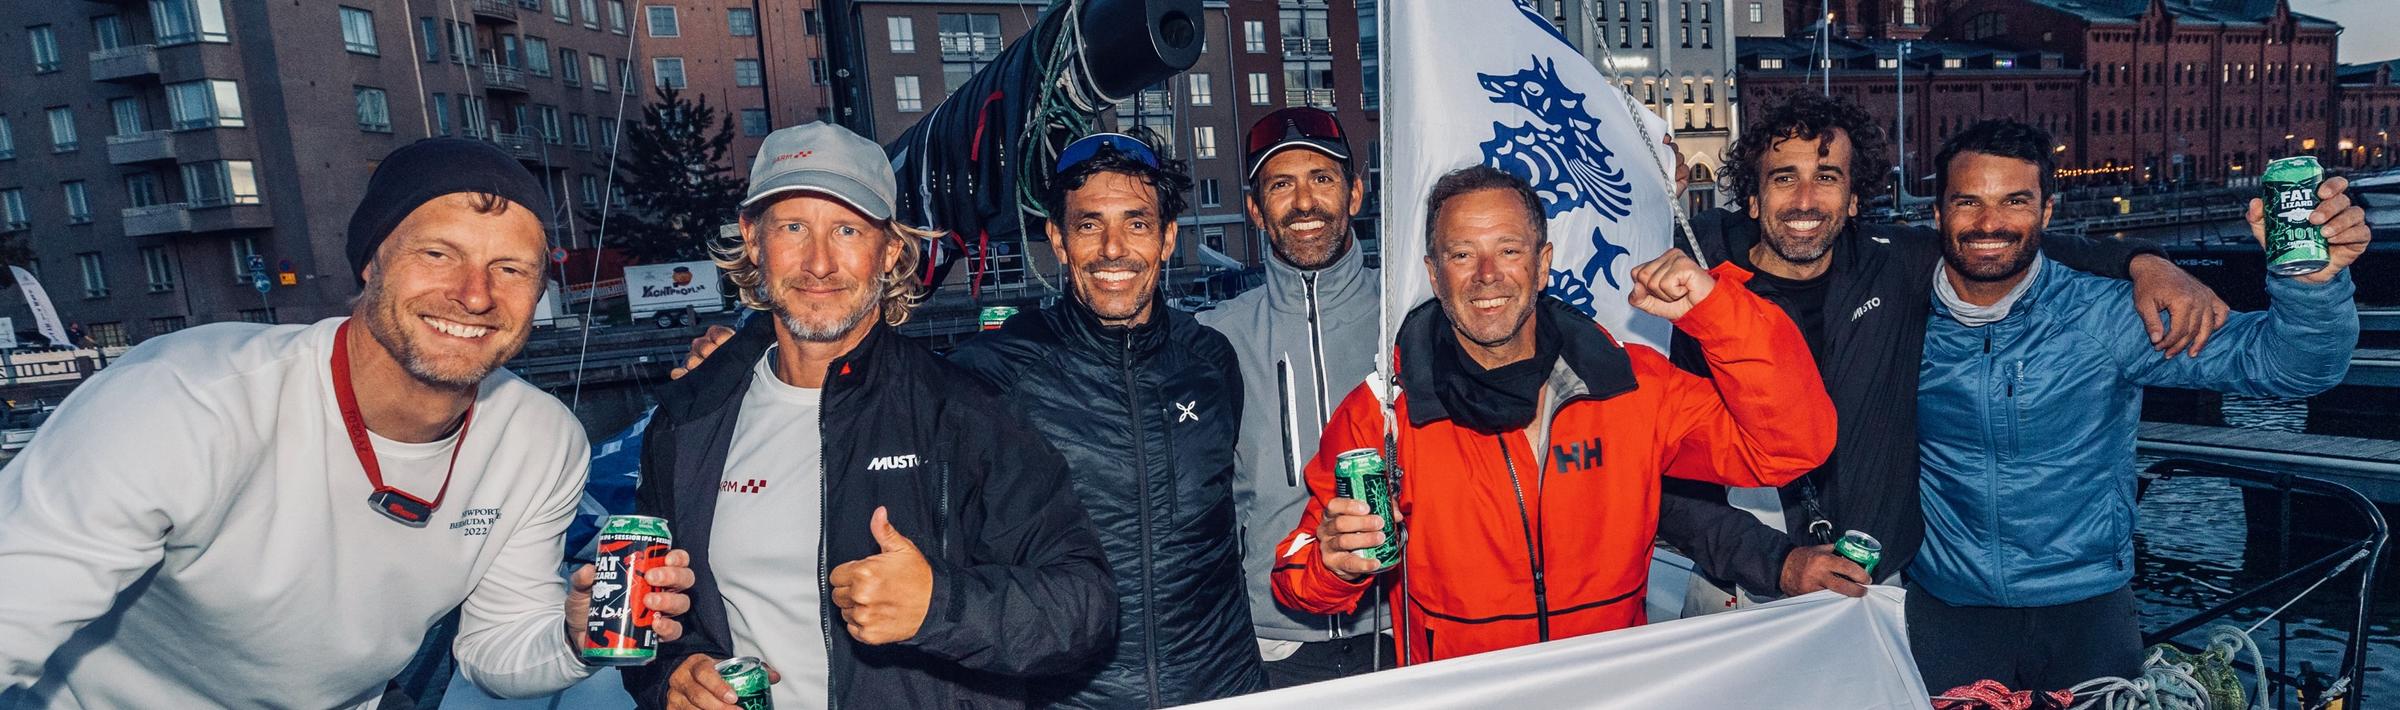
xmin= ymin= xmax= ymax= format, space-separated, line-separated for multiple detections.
xmin=0 ymin=138 xmax=696 ymax=708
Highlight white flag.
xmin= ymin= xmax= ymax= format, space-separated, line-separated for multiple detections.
xmin=10 ymin=265 xmax=73 ymax=348
xmin=1380 ymin=0 xmax=1682 ymax=355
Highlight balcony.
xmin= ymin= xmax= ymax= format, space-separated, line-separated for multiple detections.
xmin=481 ymin=62 xmax=528 ymax=93
xmin=1282 ymin=37 xmax=1333 ymax=58
xmin=121 ymin=202 xmax=271 ymax=237
xmin=493 ymin=131 xmax=542 ymax=162
xmin=471 ymin=0 xmax=519 ymax=23
xmin=89 ymin=44 xmax=159 ymax=82
xmin=1285 ymin=87 xmax=1337 ymax=109
xmin=105 ymin=130 xmax=178 ymax=164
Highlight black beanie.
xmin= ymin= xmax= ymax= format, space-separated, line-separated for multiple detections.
xmin=345 ymin=138 xmax=552 ymax=284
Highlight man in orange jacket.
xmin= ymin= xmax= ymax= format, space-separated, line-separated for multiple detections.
xmin=1271 ymin=165 xmax=1836 ymax=664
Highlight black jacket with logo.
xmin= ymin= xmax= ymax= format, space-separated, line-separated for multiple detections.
xmin=948 ymin=297 xmax=1266 ymax=709
xmin=622 ymin=318 xmax=1117 ymax=709
xmin=1656 ymin=208 xmax=2162 ymax=594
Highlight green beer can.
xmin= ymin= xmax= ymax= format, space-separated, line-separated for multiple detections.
xmin=978 ymin=306 xmax=1018 ymax=331
xmin=582 ymin=515 xmax=671 ymax=666
xmin=1833 ymin=530 xmax=1883 ymax=577
xmin=715 ymin=656 xmax=775 ymax=710
xmin=1332 ymin=448 xmax=1405 ymax=569
xmin=2260 ymin=156 xmax=2329 ymax=277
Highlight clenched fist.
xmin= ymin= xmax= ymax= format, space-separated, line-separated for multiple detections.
xmin=828 ymin=507 xmax=934 ymax=645
xmin=1627 ymin=249 xmax=1717 ymax=321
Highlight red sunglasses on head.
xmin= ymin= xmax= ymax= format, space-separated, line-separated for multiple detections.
xmin=1244 ymin=107 xmax=1348 ymax=160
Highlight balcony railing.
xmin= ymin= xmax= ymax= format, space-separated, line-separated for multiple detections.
xmin=122 ymin=202 xmax=270 ymax=237
xmin=493 ymin=131 xmax=541 ymax=161
xmin=471 ymin=0 xmax=519 ymax=23
xmin=1285 ymin=87 xmax=1337 ymax=109
xmin=481 ymin=62 xmax=528 ymax=92
xmin=1282 ymin=37 xmax=1333 ymax=57
xmin=122 ymin=204 xmax=193 ymax=237
xmin=105 ymin=130 xmax=177 ymax=164
xmin=89 ymin=44 xmax=159 ymax=82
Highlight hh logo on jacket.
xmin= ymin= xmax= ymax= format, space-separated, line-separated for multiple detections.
xmin=1551 ymin=437 xmax=1603 ymax=473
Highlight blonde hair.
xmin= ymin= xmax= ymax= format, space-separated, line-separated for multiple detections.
xmin=713 ymin=210 xmax=935 ymax=326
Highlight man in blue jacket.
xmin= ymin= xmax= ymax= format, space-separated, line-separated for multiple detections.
xmin=1908 ymin=119 xmax=2370 ymax=692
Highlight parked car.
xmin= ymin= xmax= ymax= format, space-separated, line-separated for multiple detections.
xmin=2 ymin=406 xmax=54 ymax=452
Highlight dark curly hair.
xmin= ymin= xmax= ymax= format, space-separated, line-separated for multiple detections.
xmin=1042 ymin=140 xmax=1195 ymax=227
xmin=1722 ymin=93 xmax=1890 ymax=211
xmin=1932 ymin=119 xmax=2058 ymax=205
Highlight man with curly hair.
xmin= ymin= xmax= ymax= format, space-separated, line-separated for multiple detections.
xmin=623 ymin=122 xmax=1115 ymax=709
xmin=1656 ymin=94 xmax=2229 ymax=614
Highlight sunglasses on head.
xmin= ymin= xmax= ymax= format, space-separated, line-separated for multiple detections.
xmin=1055 ymin=133 xmax=1163 ymax=176
xmin=1244 ymin=108 xmax=1347 ymax=159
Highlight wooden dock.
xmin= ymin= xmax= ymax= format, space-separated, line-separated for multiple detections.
xmin=2138 ymin=421 xmax=2400 ymax=505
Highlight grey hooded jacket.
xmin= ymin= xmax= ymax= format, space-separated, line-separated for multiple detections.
xmin=1195 ymin=241 xmax=1386 ymax=643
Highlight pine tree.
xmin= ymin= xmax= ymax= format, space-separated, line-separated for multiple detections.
xmin=594 ymin=85 xmax=744 ymax=263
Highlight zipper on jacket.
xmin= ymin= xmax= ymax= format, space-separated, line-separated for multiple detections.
xmin=1302 ymin=273 xmax=1332 ymax=426
xmin=1122 ymin=337 xmax=1162 ymax=708
xmin=939 ymin=461 xmax=953 ymax=559
xmin=1498 ymin=438 xmax=1551 ymax=642
xmin=818 ymin=385 xmax=839 ymax=709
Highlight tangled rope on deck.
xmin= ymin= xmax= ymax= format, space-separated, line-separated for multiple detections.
xmin=2066 ymin=625 xmax=2264 ymax=710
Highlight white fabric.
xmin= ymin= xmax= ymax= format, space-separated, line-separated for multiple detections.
xmin=1191 ymin=586 xmax=1931 ymax=710
xmin=1379 ymin=0 xmax=1681 ymax=357
xmin=0 ymin=317 xmax=594 ymax=708
xmin=712 ymin=346 xmax=832 ymax=709
xmin=8 ymin=265 xmax=72 ymax=347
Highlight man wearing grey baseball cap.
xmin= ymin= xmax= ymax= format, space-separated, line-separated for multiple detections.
xmin=623 ymin=122 xmax=1116 ymax=710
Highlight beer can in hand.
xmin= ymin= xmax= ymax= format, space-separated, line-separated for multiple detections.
xmin=582 ymin=515 xmax=672 ymax=666
xmin=2261 ymin=156 xmax=2330 ymax=277
xmin=1833 ymin=529 xmax=1883 ymax=578
xmin=1333 ymin=448 xmax=1406 ymax=570
xmin=715 ymin=656 xmax=775 ymax=710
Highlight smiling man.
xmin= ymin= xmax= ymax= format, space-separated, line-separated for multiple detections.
xmin=1908 ymin=120 xmax=2367 ymax=692
xmin=0 ymin=138 xmax=695 ymax=708
xmin=947 ymin=132 xmax=1265 ymax=707
xmin=1272 ymin=165 xmax=1836 ymax=664
xmin=622 ymin=122 xmax=1113 ymax=710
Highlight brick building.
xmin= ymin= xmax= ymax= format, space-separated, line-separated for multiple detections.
xmin=2334 ymin=59 xmax=2400 ymax=171
xmin=635 ymin=0 xmax=833 ymax=176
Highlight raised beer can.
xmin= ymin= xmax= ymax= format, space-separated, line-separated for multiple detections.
xmin=979 ymin=305 xmax=1019 ymax=331
xmin=715 ymin=656 xmax=775 ymax=710
xmin=1833 ymin=529 xmax=1883 ymax=577
xmin=581 ymin=515 xmax=672 ymax=666
xmin=2260 ymin=155 xmax=2330 ymax=277
xmin=1332 ymin=448 xmax=1406 ymax=569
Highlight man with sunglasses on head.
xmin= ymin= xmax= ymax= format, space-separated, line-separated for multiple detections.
xmin=675 ymin=132 xmax=1264 ymax=707
xmin=1193 ymin=108 xmax=1390 ymax=688
xmin=947 ymin=132 xmax=1265 ymax=707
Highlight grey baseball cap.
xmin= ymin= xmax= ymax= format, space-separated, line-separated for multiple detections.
xmin=742 ymin=121 xmax=897 ymax=220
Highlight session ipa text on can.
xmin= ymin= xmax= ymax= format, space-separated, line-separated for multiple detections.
xmin=582 ymin=515 xmax=672 ymax=666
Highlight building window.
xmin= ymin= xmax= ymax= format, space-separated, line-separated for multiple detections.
xmin=608 ymin=0 xmax=628 ymax=33
xmin=152 ymin=316 xmax=187 ymax=334
xmin=239 ymin=308 xmax=275 ymax=324
xmin=598 ymin=118 xmax=617 ymax=150
xmin=181 ymin=160 xmax=260 ymax=207
xmin=95 ymin=15 xmax=127 ymax=51
xmin=142 ymin=246 xmax=175 ymax=293
xmin=734 ymin=58 xmax=763 ymax=87
xmin=63 ymin=181 xmax=91 ymax=225
xmin=740 ymin=108 xmax=769 ymax=137
xmin=619 ymin=59 xmax=634 ymax=88
xmin=1942 ymin=57 xmax=1961 ymax=69
xmin=110 ymin=98 xmax=147 ymax=137
xmin=553 ymin=0 xmax=571 ymax=23
xmin=560 ymin=48 xmax=581 ymax=85
xmin=78 ymin=253 xmax=108 ymax=299
xmin=0 ymin=189 xmax=24 ymax=230
xmin=889 ymin=16 xmax=916 ymax=52
xmin=728 ymin=7 xmax=757 ymax=36
xmin=589 ymin=54 xmax=609 ymax=91
xmin=539 ymin=105 xmax=562 ymax=143
xmin=153 ymin=0 xmax=232 ymax=45
xmin=354 ymin=87 xmax=391 ymax=133
xmin=1249 ymin=72 xmax=1271 ymax=105
xmin=339 ymin=7 xmax=379 ymax=54
xmin=86 ymin=322 xmax=126 ymax=347
xmin=1245 ymin=21 xmax=1266 ymax=53
xmin=124 ymin=172 xmax=161 ymax=207
xmin=580 ymin=174 xmax=601 ymax=208
xmin=570 ymin=112 xmax=590 ymax=147
xmin=459 ymin=94 xmax=487 ymax=138
xmin=228 ymin=238 xmax=257 ymax=283
xmin=804 ymin=9 xmax=823 ymax=35
xmin=1188 ymin=73 xmax=1212 ymax=106
xmin=1200 ymin=178 xmax=1221 ymax=207
xmin=938 ymin=13 xmax=1001 ymax=55
xmin=29 ymin=25 xmax=61 ymax=73
xmin=526 ymin=37 xmax=551 ymax=75
xmin=0 ymin=117 xmax=12 ymax=160
xmin=47 ymin=107 xmax=77 ymax=153
xmin=894 ymin=76 xmax=923 ymax=112
xmin=1901 ymin=0 xmax=1916 ymax=25
xmin=810 ymin=58 xmax=826 ymax=84
xmin=581 ymin=0 xmax=598 ymax=28
xmin=645 ymin=5 xmax=677 ymax=37
xmin=652 ymin=57 xmax=685 ymax=88
xmin=430 ymin=92 xmax=451 ymax=136
xmin=163 ymin=80 xmax=244 ymax=131
xmin=1193 ymin=126 xmax=1217 ymax=159
xmin=418 ymin=17 xmax=441 ymax=61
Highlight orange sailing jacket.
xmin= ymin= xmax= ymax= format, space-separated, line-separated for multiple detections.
xmin=1271 ymin=264 xmax=1836 ymax=664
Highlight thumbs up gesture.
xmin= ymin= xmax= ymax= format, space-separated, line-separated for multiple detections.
xmin=829 ymin=507 xmax=934 ymax=645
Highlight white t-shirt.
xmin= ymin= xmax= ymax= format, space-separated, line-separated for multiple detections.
xmin=712 ymin=346 xmax=832 ymax=709
xmin=0 ymin=318 xmax=595 ymax=708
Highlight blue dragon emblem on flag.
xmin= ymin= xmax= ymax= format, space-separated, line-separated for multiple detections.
xmin=1476 ymin=57 xmax=1637 ymax=222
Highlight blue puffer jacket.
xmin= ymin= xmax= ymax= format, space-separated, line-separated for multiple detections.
xmin=1912 ymin=259 xmax=2357 ymax=608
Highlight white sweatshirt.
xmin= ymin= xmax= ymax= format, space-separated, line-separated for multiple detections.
xmin=0 ymin=318 xmax=595 ymax=708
